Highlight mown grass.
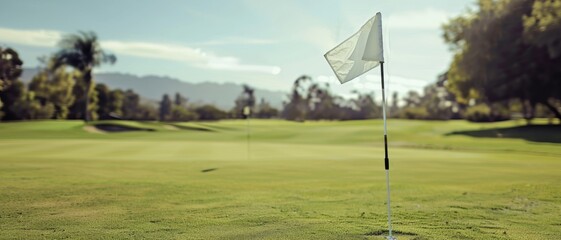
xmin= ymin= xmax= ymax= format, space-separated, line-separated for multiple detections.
xmin=0 ymin=119 xmax=560 ymax=239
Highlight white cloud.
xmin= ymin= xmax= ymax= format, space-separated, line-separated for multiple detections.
xmin=0 ymin=27 xmax=281 ymax=75
xmin=387 ymin=8 xmax=454 ymax=30
xmin=101 ymin=41 xmax=207 ymax=62
xmin=0 ymin=27 xmax=61 ymax=47
xmin=195 ymin=37 xmax=276 ymax=46
xmin=102 ymin=41 xmax=281 ymax=75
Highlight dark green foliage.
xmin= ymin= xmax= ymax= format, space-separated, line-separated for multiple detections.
xmin=174 ymin=92 xmax=187 ymax=107
xmin=195 ymin=105 xmax=227 ymax=120
xmin=159 ymin=94 xmax=172 ymax=121
xmin=0 ymin=81 xmax=26 ymax=120
xmin=96 ymin=84 xmax=123 ymax=119
xmin=399 ymin=107 xmax=430 ymax=120
xmin=282 ymin=75 xmax=310 ymax=121
xmin=443 ymin=0 xmax=561 ymax=122
xmin=465 ymin=104 xmax=510 ymax=122
xmin=0 ymin=47 xmax=24 ymax=120
xmin=396 ymin=84 xmax=460 ymax=120
xmin=28 ymin=67 xmax=75 ymax=119
xmin=232 ymin=84 xmax=256 ymax=119
xmin=10 ymin=91 xmax=55 ymax=120
xmin=53 ymin=31 xmax=116 ymax=122
xmin=282 ymin=76 xmax=386 ymax=121
xmin=254 ymin=98 xmax=279 ymax=118
xmin=134 ymin=103 xmax=158 ymax=121
xmin=67 ymin=74 xmax=99 ymax=120
xmin=351 ymin=92 xmax=380 ymax=119
xmin=95 ymin=83 xmax=110 ymax=119
xmin=122 ymin=90 xmax=140 ymax=119
xmin=170 ymin=105 xmax=198 ymax=122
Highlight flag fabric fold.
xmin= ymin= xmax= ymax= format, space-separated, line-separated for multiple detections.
xmin=324 ymin=12 xmax=384 ymax=84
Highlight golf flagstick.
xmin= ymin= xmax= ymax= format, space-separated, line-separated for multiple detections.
xmin=244 ymin=106 xmax=251 ymax=161
xmin=380 ymin=62 xmax=394 ymax=239
xmin=323 ymin=12 xmax=395 ymax=239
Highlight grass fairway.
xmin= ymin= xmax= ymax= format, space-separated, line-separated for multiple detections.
xmin=0 ymin=119 xmax=560 ymax=239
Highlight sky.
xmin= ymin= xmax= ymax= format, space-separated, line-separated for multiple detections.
xmin=0 ymin=0 xmax=475 ymax=98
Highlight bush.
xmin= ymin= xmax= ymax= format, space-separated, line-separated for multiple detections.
xmin=465 ymin=104 xmax=510 ymax=122
xmin=170 ymin=105 xmax=198 ymax=122
xmin=399 ymin=107 xmax=429 ymax=119
xmin=10 ymin=93 xmax=55 ymax=120
xmin=195 ymin=105 xmax=227 ymax=121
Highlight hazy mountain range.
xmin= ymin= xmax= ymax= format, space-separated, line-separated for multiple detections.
xmin=20 ymin=68 xmax=286 ymax=109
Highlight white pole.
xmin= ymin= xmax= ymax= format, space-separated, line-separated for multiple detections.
xmin=380 ymin=62 xmax=394 ymax=239
xmin=244 ymin=106 xmax=251 ymax=161
xmin=247 ymin=113 xmax=250 ymax=161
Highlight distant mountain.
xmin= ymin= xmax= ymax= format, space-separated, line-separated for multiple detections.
xmin=20 ymin=68 xmax=286 ymax=109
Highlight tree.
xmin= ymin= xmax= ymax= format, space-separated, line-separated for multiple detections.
xmin=174 ymin=92 xmax=187 ymax=107
xmin=443 ymin=0 xmax=561 ymax=122
xmin=10 ymin=91 xmax=55 ymax=120
xmin=53 ymin=31 xmax=116 ymax=122
xmin=306 ymin=82 xmax=340 ymax=120
xmin=255 ymin=98 xmax=279 ymax=118
xmin=282 ymin=75 xmax=384 ymax=121
xmin=2 ymin=81 xmax=26 ymax=120
xmin=108 ymin=89 xmax=124 ymax=118
xmin=195 ymin=104 xmax=227 ymax=120
xmin=28 ymin=67 xmax=75 ymax=119
xmin=282 ymin=75 xmax=311 ymax=121
xmin=403 ymin=91 xmax=421 ymax=108
xmin=95 ymin=83 xmax=111 ymax=119
xmin=0 ymin=47 xmax=24 ymax=120
xmin=390 ymin=92 xmax=399 ymax=117
xmin=351 ymin=91 xmax=380 ymax=119
xmin=170 ymin=105 xmax=199 ymax=121
xmin=524 ymin=0 xmax=561 ymax=59
xmin=159 ymin=94 xmax=172 ymax=121
xmin=67 ymin=73 xmax=99 ymax=120
xmin=397 ymin=84 xmax=457 ymax=120
xmin=233 ymin=84 xmax=256 ymax=118
xmin=135 ymin=103 xmax=158 ymax=121
xmin=122 ymin=89 xmax=140 ymax=119
xmin=95 ymin=84 xmax=123 ymax=119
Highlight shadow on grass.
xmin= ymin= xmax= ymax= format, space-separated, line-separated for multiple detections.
xmin=169 ymin=124 xmax=215 ymax=132
xmin=93 ymin=123 xmax=155 ymax=132
xmin=365 ymin=229 xmax=418 ymax=238
xmin=447 ymin=125 xmax=561 ymax=143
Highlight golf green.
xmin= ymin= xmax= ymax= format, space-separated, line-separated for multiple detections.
xmin=0 ymin=119 xmax=560 ymax=239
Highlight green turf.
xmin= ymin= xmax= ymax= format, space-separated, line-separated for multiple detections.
xmin=0 ymin=119 xmax=560 ymax=239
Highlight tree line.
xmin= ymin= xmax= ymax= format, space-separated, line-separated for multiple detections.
xmin=4 ymin=4 xmax=561 ymax=124
xmin=441 ymin=0 xmax=561 ymax=123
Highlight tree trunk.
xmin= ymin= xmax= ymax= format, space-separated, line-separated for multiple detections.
xmin=84 ymin=70 xmax=92 ymax=122
xmin=542 ymin=100 xmax=561 ymax=124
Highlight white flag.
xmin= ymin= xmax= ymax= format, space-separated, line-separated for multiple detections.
xmin=324 ymin=12 xmax=384 ymax=84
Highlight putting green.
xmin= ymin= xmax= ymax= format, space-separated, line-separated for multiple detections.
xmin=0 ymin=119 xmax=560 ymax=239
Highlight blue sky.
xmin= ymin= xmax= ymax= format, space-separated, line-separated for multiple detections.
xmin=0 ymin=0 xmax=474 ymax=97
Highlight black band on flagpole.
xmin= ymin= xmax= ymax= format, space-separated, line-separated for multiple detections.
xmin=380 ymin=61 xmax=389 ymax=170
xmin=384 ymin=135 xmax=389 ymax=170
xmin=380 ymin=61 xmax=385 ymax=89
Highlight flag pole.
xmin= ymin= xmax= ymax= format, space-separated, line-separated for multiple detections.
xmin=247 ymin=112 xmax=250 ymax=161
xmin=244 ymin=106 xmax=251 ymax=161
xmin=380 ymin=61 xmax=394 ymax=239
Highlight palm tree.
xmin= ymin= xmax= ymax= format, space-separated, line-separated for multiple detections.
xmin=53 ymin=31 xmax=116 ymax=122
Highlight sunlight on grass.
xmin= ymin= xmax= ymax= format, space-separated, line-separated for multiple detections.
xmin=1 ymin=119 xmax=560 ymax=239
